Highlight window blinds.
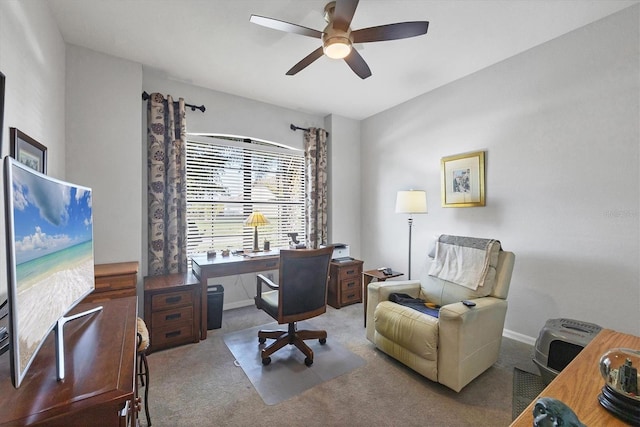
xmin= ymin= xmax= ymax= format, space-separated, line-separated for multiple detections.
xmin=186 ymin=137 xmax=305 ymax=258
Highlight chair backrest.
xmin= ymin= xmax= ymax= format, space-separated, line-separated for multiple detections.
xmin=420 ymin=250 xmax=515 ymax=306
xmin=277 ymin=246 xmax=333 ymax=324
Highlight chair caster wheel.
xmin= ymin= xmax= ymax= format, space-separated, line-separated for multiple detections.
xmin=258 ymin=337 xmax=266 ymax=344
xmin=305 ymin=357 xmax=313 ymax=366
xmin=262 ymin=357 xmax=271 ymax=366
xmin=319 ymin=338 xmax=326 ymax=345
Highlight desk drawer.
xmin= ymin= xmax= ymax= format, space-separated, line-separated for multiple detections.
xmin=152 ymin=306 xmax=193 ymax=326
xmin=152 ymin=323 xmax=194 ymax=349
xmin=340 ymin=278 xmax=361 ymax=304
xmin=151 ymin=290 xmax=192 ymax=310
xmin=84 ymin=288 xmax=137 ymax=303
xmin=95 ymin=274 xmax=136 ymax=291
xmin=338 ymin=264 xmax=361 ymax=281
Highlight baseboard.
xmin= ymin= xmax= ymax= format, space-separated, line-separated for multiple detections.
xmin=223 ymin=299 xmax=255 ymax=311
xmin=503 ymin=328 xmax=536 ymax=346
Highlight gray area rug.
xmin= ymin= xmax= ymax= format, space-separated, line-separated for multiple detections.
xmin=512 ymin=367 xmax=546 ymax=420
xmin=224 ymin=321 xmax=366 ymax=405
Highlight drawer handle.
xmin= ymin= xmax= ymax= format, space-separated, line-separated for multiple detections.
xmin=165 ymin=296 xmax=182 ymax=304
xmin=346 ymin=269 xmax=355 ymax=274
xmin=166 ymin=313 xmax=182 ymax=321
xmin=347 ymin=281 xmax=355 ymax=288
xmin=347 ymin=293 xmax=356 ymax=299
xmin=165 ymin=330 xmax=181 ymax=338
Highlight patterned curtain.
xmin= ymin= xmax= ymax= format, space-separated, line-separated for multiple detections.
xmin=147 ymin=93 xmax=187 ymax=275
xmin=303 ymin=128 xmax=329 ymax=249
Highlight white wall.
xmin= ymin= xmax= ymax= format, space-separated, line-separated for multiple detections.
xmin=0 ymin=0 xmax=67 ymax=302
xmin=361 ymin=6 xmax=640 ymax=341
xmin=325 ymin=114 xmax=362 ymax=259
xmin=65 ymin=45 xmax=143 ymax=265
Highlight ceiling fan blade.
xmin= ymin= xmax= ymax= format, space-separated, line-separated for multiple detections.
xmin=250 ymin=15 xmax=323 ymax=38
xmin=352 ymin=21 xmax=429 ymax=43
xmin=344 ymin=49 xmax=371 ymax=79
xmin=333 ymin=0 xmax=359 ymax=32
xmin=286 ymin=47 xmax=325 ymax=76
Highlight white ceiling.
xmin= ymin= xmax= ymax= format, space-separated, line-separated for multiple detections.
xmin=47 ymin=0 xmax=638 ymax=120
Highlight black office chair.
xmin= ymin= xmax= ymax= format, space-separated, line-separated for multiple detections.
xmin=254 ymin=246 xmax=333 ymax=366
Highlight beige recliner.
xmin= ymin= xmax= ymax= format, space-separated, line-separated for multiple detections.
xmin=366 ymin=245 xmax=515 ymax=392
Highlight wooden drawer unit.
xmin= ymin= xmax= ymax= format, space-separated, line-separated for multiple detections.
xmin=328 ymin=259 xmax=363 ymax=308
xmin=84 ymin=261 xmax=138 ymax=303
xmin=144 ymin=273 xmax=201 ymax=352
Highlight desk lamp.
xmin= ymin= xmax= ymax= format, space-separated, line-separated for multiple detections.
xmin=245 ymin=212 xmax=269 ymax=252
xmin=395 ymin=190 xmax=427 ymax=279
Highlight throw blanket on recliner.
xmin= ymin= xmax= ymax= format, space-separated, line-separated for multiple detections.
xmin=428 ymin=235 xmax=500 ymax=291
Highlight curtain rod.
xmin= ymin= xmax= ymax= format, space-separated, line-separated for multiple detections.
xmin=142 ymin=91 xmax=205 ymax=113
xmin=290 ymin=124 xmax=329 ymax=137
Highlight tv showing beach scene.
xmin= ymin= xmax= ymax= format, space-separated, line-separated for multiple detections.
xmin=4 ymin=157 xmax=95 ymax=387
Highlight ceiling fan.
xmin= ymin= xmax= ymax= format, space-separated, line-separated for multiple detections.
xmin=250 ymin=0 xmax=429 ymax=79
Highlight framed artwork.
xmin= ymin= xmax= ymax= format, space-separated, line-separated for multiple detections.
xmin=440 ymin=150 xmax=485 ymax=207
xmin=10 ymin=128 xmax=47 ymax=174
xmin=0 ymin=72 xmax=4 ymax=153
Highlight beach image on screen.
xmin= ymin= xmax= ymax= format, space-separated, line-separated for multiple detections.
xmin=10 ymin=165 xmax=94 ymax=374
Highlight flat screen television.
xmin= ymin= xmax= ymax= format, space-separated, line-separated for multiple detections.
xmin=4 ymin=156 xmax=99 ymax=388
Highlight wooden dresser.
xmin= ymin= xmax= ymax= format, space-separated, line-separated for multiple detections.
xmin=327 ymin=259 xmax=363 ymax=308
xmin=84 ymin=261 xmax=139 ymax=303
xmin=144 ymin=272 xmax=201 ymax=353
xmin=0 ymin=297 xmax=139 ymax=426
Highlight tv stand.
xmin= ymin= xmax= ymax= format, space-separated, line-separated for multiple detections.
xmin=0 ymin=297 xmax=138 ymax=426
xmin=55 ymin=305 xmax=103 ymax=381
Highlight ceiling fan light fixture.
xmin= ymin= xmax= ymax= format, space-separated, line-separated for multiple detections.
xmin=323 ymin=36 xmax=352 ymax=59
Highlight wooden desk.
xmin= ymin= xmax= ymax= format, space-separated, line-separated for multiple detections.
xmin=362 ymin=269 xmax=404 ymax=327
xmin=191 ymin=253 xmax=279 ymax=339
xmin=511 ymin=329 xmax=640 ymax=426
xmin=0 ymin=297 xmax=138 ymax=426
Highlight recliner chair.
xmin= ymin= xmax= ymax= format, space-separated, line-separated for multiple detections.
xmin=366 ymin=239 xmax=515 ymax=392
xmin=255 ymin=246 xmax=333 ymax=366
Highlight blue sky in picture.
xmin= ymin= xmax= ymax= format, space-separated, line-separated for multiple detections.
xmin=10 ymin=163 xmax=93 ymax=264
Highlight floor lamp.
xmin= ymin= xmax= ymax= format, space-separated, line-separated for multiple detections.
xmin=395 ymin=190 xmax=427 ymax=279
xmin=245 ymin=211 xmax=269 ymax=252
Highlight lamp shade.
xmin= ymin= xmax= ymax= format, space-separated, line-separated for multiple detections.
xmin=244 ymin=211 xmax=269 ymax=227
xmin=395 ymin=190 xmax=428 ymax=214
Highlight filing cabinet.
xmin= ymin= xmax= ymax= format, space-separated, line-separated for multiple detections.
xmin=327 ymin=259 xmax=363 ymax=308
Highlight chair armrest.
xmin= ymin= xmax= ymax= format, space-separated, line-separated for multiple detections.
xmin=255 ymin=274 xmax=279 ymax=309
xmin=257 ymin=274 xmax=278 ymax=290
xmin=366 ymin=280 xmax=421 ymax=342
xmin=437 ymin=297 xmax=508 ymax=391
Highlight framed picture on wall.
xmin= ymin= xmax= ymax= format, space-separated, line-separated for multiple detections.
xmin=440 ymin=150 xmax=485 ymax=207
xmin=0 ymin=72 xmax=5 ymax=153
xmin=10 ymin=128 xmax=47 ymax=174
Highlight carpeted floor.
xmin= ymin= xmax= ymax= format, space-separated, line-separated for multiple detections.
xmin=144 ymin=302 xmax=537 ymax=427
xmin=223 ymin=320 xmax=366 ymax=405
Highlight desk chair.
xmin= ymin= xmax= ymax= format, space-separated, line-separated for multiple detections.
xmin=254 ymin=246 xmax=333 ymax=366
xmin=136 ymin=317 xmax=151 ymax=426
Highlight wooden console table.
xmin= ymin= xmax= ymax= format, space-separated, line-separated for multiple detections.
xmin=510 ymin=329 xmax=640 ymax=426
xmin=191 ymin=253 xmax=279 ymax=339
xmin=0 ymin=297 xmax=138 ymax=426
